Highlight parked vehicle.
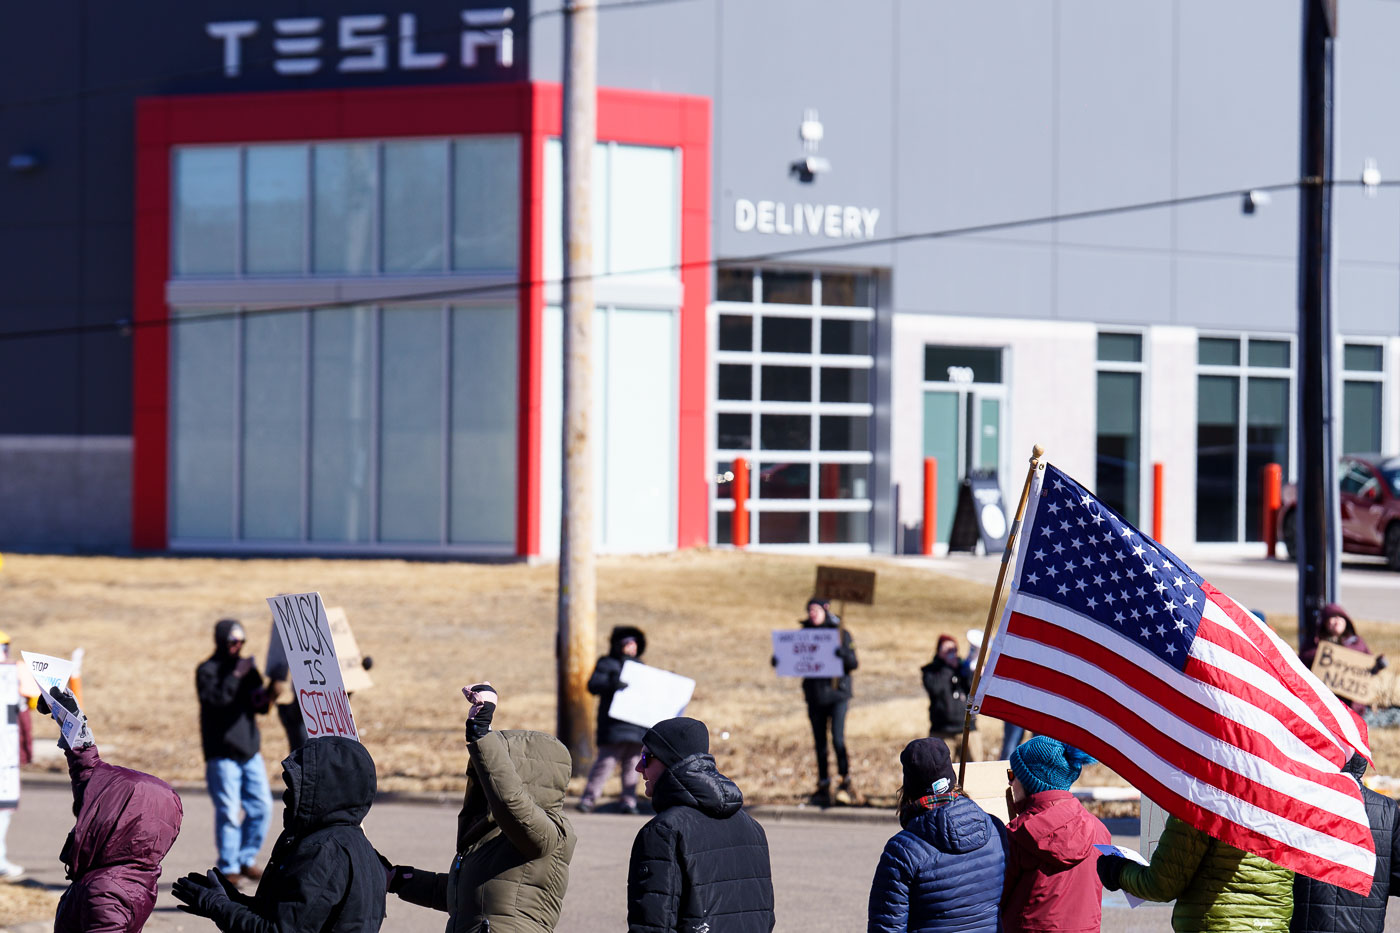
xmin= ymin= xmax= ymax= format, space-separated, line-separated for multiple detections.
xmin=1279 ymin=454 xmax=1400 ymax=569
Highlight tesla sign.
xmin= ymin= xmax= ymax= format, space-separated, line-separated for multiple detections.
xmin=206 ymin=9 xmax=514 ymax=78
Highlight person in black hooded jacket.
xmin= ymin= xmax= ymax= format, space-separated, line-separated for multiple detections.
xmin=628 ymin=717 xmax=775 ymax=933
xmin=1291 ymin=751 xmax=1400 ymax=933
xmin=172 ymin=736 xmax=387 ymax=933
xmin=796 ymin=598 xmax=859 ymax=806
xmin=580 ymin=625 xmax=648 ymax=814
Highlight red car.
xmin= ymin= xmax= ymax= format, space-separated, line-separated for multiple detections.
xmin=1279 ymin=454 xmax=1400 ymax=569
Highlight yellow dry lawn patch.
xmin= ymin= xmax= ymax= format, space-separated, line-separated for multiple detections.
xmin=1 ymin=550 xmax=1395 ymax=805
xmin=0 ymin=880 xmax=60 ymax=928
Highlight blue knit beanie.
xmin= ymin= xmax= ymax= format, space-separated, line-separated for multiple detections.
xmin=1009 ymin=737 xmax=1095 ymax=794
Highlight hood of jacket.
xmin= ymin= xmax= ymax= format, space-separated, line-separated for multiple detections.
xmin=1007 ymin=791 xmax=1098 ymax=868
xmin=651 ymin=752 xmax=744 ymax=818
xmin=458 ymin=729 xmax=571 ymax=847
xmin=65 ymin=764 xmax=183 ymax=880
xmin=903 ymin=794 xmax=991 ymax=855
xmin=608 ymin=625 xmax=647 ymax=660
xmin=920 ymin=655 xmax=958 ymax=676
xmin=211 ymin=618 xmax=245 ymax=654
xmin=283 ymin=736 xmax=376 ymax=832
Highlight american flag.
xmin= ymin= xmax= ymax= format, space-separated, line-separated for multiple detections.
xmin=973 ymin=461 xmax=1375 ymax=894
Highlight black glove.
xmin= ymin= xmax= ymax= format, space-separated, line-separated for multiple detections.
xmin=465 ymin=683 xmax=496 ymax=743
xmin=387 ymin=864 xmax=415 ymax=894
xmin=173 ymin=869 xmax=231 ymax=917
xmin=47 ymin=687 xmax=94 ymax=751
xmin=770 ymin=655 xmax=778 ymax=668
xmin=1096 ymin=854 xmax=1128 ymax=891
xmin=1373 ymin=655 xmax=1389 ymax=674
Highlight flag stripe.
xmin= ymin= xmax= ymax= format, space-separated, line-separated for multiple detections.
xmin=988 ymin=621 xmax=1370 ymax=841
xmin=980 ymin=694 xmax=1375 ymax=893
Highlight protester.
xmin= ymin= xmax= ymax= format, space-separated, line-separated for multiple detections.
xmin=1000 ymin=737 xmax=1108 ymax=933
xmin=173 ymin=735 xmax=385 ymax=933
xmin=1098 ymin=814 xmax=1294 ymax=931
xmin=868 ymin=737 xmax=1006 ymax=932
xmin=196 ymin=618 xmax=273 ymax=883
xmin=627 ymin=716 xmax=775 ymax=932
xmin=795 ymin=597 xmax=860 ymax=805
xmin=580 ymin=625 xmax=648 ymax=814
xmin=1292 ymin=751 xmax=1400 ymax=933
xmin=37 ymin=686 xmax=184 ymax=933
xmin=0 ymin=631 xmax=32 ymax=881
xmin=921 ymin=633 xmax=982 ymax=762
xmin=380 ymin=683 xmax=575 ymax=933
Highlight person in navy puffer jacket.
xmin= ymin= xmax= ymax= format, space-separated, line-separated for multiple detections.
xmin=868 ymin=737 xmax=1006 ymax=932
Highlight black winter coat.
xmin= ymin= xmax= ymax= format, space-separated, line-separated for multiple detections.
xmin=921 ymin=655 xmax=972 ymax=736
xmin=799 ymin=619 xmax=858 ymax=708
xmin=200 ymin=737 xmax=387 ymax=933
xmin=627 ymin=754 xmax=775 ymax=933
xmin=1292 ymin=760 xmax=1400 ymax=933
xmin=588 ymin=626 xmax=648 ymax=746
xmin=196 ymin=626 xmax=267 ymax=762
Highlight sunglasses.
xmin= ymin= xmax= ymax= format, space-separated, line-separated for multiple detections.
xmin=640 ymin=749 xmax=653 ymax=768
xmin=1007 ymin=768 xmax=1015 ymax=786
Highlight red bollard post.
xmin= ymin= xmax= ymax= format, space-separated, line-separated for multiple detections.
xmin=732 ymin=457 xmax=750 ymax=549
xmin=922 ymin=457 xmax=937 ymax=556
xmin=1152 ymin=463 xmax=1164 ymax=544
xmin=1262 ymin=462 xmax=1282 ymax=557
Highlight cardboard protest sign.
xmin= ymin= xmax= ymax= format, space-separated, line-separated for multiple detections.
xmin=1310 ymin=641 xmax=1377 ymax=705
xmin=266 ymin=606 xmax=373 ymax=693
xmin=21 ymin=651 xmax=73 ymax=698
xmin=267 ymin=592 xmax=359 ymax=741
xmin=607 ymin=660 xmax=696 ymax=729
xmin=0 ymin=665 xmax=18 ymax=809
xmin=814 ymin=566 xmax=876 ymax=605
xmin=772 ymin=628 xmax=842 ymax=677
xmin=1140 ymin=795 xmax=1169 ymax=860
xmin=961 ymin=760 xmax=1012 ymax=824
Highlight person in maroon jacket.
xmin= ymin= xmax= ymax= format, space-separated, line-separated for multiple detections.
xmin=1000 ymin=736 xmax=1109 ymax=933
xmin=38 ymin=686 xmax=184 ymax=933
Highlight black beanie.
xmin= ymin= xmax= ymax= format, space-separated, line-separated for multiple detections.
xmin=643 ymin=717 xmax=709 ymax=768
xmin=900 ymin=737 xmax=955 ymax=794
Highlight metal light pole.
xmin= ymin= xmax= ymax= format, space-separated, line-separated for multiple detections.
xmin=557 ymin=0 xmax=599 ymax=773
xmin=1295 ymin=0 xmax=1340 ymax=651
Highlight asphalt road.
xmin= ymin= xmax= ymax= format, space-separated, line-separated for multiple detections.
xmin=0 ymin=776 xmax=1185 ymax=932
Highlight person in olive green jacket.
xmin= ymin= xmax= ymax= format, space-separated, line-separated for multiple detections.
xmin=1097 ymin=814 xmax=1293 ymax=933
xmin=379 ymin=683 xmax=576 ymax=932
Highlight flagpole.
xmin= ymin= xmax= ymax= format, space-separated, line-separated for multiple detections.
xmin=957 ymin=443 xmax=1045 ymax=792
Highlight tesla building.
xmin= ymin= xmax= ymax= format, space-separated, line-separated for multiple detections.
xmin=5 ymin=1 xmax=1400 ymax=557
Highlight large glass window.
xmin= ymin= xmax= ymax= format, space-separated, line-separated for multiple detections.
xmin=1195 ymin=334 xmax=1292 ymax=542
xmin=171 ymin=303 xmax=518 ymax=551
xmin=712 ymin=269 xmax=875 ymax=548
xmin=1096 ymin=333 xmax=1143 ymax=524
xmin=1342 ymin=342 xmax=1385 ymax=455
xmin=172 ymin=137 xmax=521 ymax=278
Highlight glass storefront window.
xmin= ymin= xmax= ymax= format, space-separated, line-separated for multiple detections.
xmin=761 ymin=317 xmax=812 ymax=353
xmin=821 ymin=319 xmax=870 ymax=355
xmin=1345 ymin=343 xmax=1384 ymax=373
xmin=1096 ymin=370 xmax=1142 ymax=524
xmin=172 ymin=311 xmax=236 ymax=537
xmin=1198 ymin=337 xmax=1240 ymax=366
xmin=241 ymin=311 xmax=304 ymax=540
xmin=718 ymin=364 xmax=752 ymax=400
xmin=1097 ymin=333 xmax=1142 ymax=363
xmin=1196 ymin=375 xmax=1240 ymax=542
xmin=452 ymin=137 xmax=520 ymax=272
xmin=310 ymin=306 xmax=373 ymax=543
xmin=820 ymin=272 xmax=871 ymax=308
xmin=820 ymin=368 xmax=869 ymax=404
xmin=924 ymin=346 xmax=1001 ymax=383
xmin=718 ymin=314 xmax=752 ymax=351
xmin=717 ymin=268 xmax=754 ymax=302
xmin=383 ymin=141 xmax=448 ymax=273
xmin=378 ymin=307 xmax=445 ymax=542
xmin=313 ymin=144 xmax=378 ymax=274
xmin=450 ymin=306 xmax=517 ymax=545
xmin=761 ymin=271 xmax=814 ymax=305
xmin=760 ymin=365 xmax=811 ymax=402
xmin=244 ymin=146 xmax=307 ymax=275
xmin=175 ymin=149 xmax=239 ymax=275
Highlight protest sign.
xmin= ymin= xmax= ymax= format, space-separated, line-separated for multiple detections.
xmin=607 ymin=660 xmax=695 ymax=729
xmin=1310 ymin=641 xmax=1377 ymax=705
xmin=267 ymin=592 xmax=359 ymax=741
xmin=1140 ymin=795 xmax=1169 ymax=860
xmin=814 ymin=566 xmax=876 ymax=605
xmin=772 ymin=628 xmax=842 ymax=677
xmin=20 ymin=651 xmax=73 ymax=698
xmin=961 ymin=760 xmax=1012 ymax=824
xmin=326 ymin=607 xmax=374 ymax=692
xmin=0 ymin=665 xmax=18 ymax=808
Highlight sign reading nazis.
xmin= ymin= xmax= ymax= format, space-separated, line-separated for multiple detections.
xmin=814 ymin=566 xmax=876 ymax=605
xmin=1310 ymin=641 xmax=1377 ymax=706
xmin=267 ymin=592 xmax=359 ymax=741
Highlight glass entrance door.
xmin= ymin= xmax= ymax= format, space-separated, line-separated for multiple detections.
xmin=921 ymin=346 xmax=1005 ymax=543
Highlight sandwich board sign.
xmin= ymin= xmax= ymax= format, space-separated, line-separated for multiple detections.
xmin=0 ymin=665 xmax=18 ymax=809
xmin=267 ymin=592 xmax=359 ymax=741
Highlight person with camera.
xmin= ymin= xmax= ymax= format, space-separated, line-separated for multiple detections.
xmin=921 ymin=633 xmax=983 ymax=763
xmin=379 ymin=683 xmax=576 ymax=933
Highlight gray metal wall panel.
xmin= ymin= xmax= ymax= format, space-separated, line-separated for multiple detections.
xmin=1174 ymin=255 xmax=1295 ymax=332
xmin=1334 ymin=0 xmax=1400 ymax=265
xmin=1058 ymin=248 xmax=1172 ymax=325
xmin=1337 ymin=264 xmax=1400 ymax=336
xmin=894 ymin=239 xmax=1054 ymax=320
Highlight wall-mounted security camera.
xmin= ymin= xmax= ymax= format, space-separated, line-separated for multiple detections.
xmin=789 ymin=155 xmax=831 ymax=184
xmin=1242 ymin=189 xmax=1271 ymax=215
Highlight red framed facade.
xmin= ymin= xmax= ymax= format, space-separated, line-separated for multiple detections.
xmin=132 ymin=82 xmax=711 ymax=555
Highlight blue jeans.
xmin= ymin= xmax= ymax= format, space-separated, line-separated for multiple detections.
xmin=206 ymin=754 xmax=272 ymax=874
xmin=1000 ymin=724 xmax=1026 ymax=761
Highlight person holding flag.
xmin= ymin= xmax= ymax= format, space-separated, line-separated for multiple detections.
xmin=969 ymin=453 xmax=1376 ymax=898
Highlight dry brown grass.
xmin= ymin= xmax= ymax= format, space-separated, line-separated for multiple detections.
xmin=3 ymin=550 xmax=1398 ymax=807
xmin=0 ymin=880 xmax=61 ymax=928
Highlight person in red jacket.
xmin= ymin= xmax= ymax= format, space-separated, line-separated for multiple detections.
xmin=37 ymin=686 xmax=184 ymax=933
xmin=1000 ymin=736 xmax=1109 ymax=933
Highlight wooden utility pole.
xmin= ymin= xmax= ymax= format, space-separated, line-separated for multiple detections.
xmin=1295 ymin=0 xmax=1339 ymax=652
xmin=557 ymin=0 xmax=598 ymax=774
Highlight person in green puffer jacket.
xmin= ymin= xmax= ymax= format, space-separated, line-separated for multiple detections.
xmin=379 ymin=683 xmax=576 ymax=932
xmin=1097 ymin=815 xmax=1293 ymax=932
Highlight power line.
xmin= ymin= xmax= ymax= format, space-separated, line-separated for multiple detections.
xmin=0 ymin=177 xmax=1340 ymax=344
xmin=0 ymin=0 xmax=704 ymax=113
